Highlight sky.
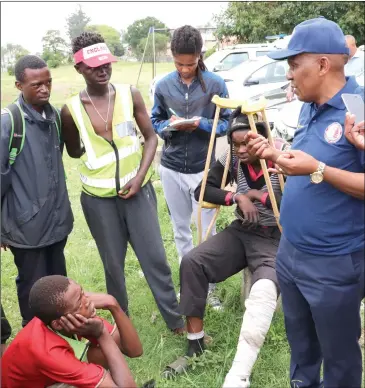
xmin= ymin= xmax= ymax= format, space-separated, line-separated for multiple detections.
xmin=1 ymin=1 xmax=228 ymax=53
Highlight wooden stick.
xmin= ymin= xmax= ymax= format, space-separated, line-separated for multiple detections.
xmin=247 ymin=114 xmax=282 ymax=232
xmin=261 ymin=109 xmax=285 ymax=193
xmin=197 ymin=106 xmax=221 ymax=244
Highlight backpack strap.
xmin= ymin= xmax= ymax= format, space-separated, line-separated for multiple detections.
xmin=3 ymin=102 xmax=25 ymax=166
xmin=52 ymin=106 xmax=61 ymax=141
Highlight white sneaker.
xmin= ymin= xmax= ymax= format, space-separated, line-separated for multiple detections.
xmin=207 ymin=290 xmax=223 ymax=311
xmin=222 ymin=373 xmax=250 ymax=388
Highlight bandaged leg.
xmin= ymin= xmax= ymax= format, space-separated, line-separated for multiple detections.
xmin=223 ymin=279 xmax=278 ymax=388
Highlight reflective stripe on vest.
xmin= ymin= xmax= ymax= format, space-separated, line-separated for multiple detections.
xmin=80 ymin=167 xmax=139 ymax=189
xmin=70 ymin=86 xmax=139 ymax=170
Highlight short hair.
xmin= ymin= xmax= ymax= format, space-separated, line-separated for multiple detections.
xmin=345 ymin=35 xmax=356 ymax=46
xmin=29 ymin=275 xmax=71 ymax=325
xmin=72 ymin=31 xmax=105 ymax=54
xmin=170 ymin=25 xmax=207 ymax=92
xmin=14 ymin=55 xmax=47 ymax=82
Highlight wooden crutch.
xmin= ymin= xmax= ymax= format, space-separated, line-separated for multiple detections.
xmin=239 ymin=96 xmax=284 ymax=231
xmin=196 ymin=96 xmax=250 ymax=245
xmin=197 ymin=95 xmax=284 ymax=244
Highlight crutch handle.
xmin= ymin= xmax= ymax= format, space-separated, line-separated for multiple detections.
xmin=202 ymin=202 xmax=219 ymax=209
xmin=211 ymin=95 xmax=268 ymax=112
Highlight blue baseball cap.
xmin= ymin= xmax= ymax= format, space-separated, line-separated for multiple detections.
xmin=268 ymin=17 xmax=349 ymax=60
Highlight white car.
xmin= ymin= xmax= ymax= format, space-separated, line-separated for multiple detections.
xmin=204 ymin=43 xmax=274 ymax=73
xmin=222 ymin=56 xmax=290 ymax=101
xmin=272 ymin=71 xmax=365 ymax=143
xmin=148 ymin=44 xmax=277 ymax=103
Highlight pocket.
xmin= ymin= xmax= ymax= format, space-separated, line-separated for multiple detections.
xmin=15 ymin=197 xmax=47 ymax=227
xmin=349 ymin=250 xmax=364 ymax=281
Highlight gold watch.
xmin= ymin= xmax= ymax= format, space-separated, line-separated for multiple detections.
xmin=310 ymin=162 xmax=326 ymax=184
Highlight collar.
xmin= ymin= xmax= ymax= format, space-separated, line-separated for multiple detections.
xmin=313 ymin=76 xmax=359 ymax=111
xmin=174 ymin=70 xmax=198 ymax=85
xmin=247 ymin=161 xmax=274 ymax=181
xmin=352 ymin=49 xmax=362 ymax=59
xmin=19 ymin=94 xmax=55 ymax=123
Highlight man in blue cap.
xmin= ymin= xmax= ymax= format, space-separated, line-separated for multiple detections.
xmin=245 ymin=17 xmax=364 ymax=388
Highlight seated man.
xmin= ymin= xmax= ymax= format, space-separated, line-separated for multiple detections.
xmin=1 ymin=275 xmax=143 ymax=388
xmin=179 ymin=107 xmax=288 ymax=388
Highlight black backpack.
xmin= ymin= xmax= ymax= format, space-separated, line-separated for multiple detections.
xmin=2 ymin=101 xmax=61 ymax=166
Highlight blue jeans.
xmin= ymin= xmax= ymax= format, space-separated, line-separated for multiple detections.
xmin=276 ymin=234 xmax=364 ymax=388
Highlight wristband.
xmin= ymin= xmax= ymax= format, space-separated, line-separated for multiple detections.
xmin=232 ymin=193 xmax=240 ymax=204
xmin=225 ymin=192 xmax=234 ymax=206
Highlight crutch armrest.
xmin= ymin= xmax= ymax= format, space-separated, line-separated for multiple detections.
xmin=240 ymin=97 xmax=267 ymax=113
xmin=202 ymin=201 xmax=219 ymax=209
xmin=211 ymin=95 xmax=268 ymax=113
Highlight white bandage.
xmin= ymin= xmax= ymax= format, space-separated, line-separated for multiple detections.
xmin=222 ymin=279 xmax=277 ymax=388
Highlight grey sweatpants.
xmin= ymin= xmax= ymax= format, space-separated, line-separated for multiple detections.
xmin=159 ymin=165 xmax=217 ymax=262
xmin=81 ymin=181 xmax=184 ymax=330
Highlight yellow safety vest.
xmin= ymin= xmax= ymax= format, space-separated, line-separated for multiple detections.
xmin=66 ymin=84 xmax=151 ymax=197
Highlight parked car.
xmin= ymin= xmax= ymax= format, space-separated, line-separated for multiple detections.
xmin=148 ymin=44 xmax=277 ymax=103
xmin=204 ymin=43 xmax=275 ymax=73
xmin=272 ymin=71 xmax=365 ymax=143
xmin=222 ymin=56 xmax=290 ymax=101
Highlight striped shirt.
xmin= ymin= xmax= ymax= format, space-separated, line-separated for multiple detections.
xmin=219 ymin=150 xmax=282 ymax=227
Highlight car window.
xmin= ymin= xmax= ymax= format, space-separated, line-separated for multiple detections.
xmin=220 ymin=52 xmax=249 ymax=71
xmin=247 ymin=61 xmax=288 ymax=85
xmin=267 ymin=62 xmax=289 ymax=83
xmin=246 ymin=64 xmax=270 ymax=84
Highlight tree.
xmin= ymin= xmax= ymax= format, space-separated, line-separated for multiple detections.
xmin=214 ymin=2 xmax=364 ymax=45
xmin=42 ymin=30 xmax=68 ymax=54
xmin=42 ymin=30 xmax=68 ymax=68
xmin=65 ymin=4 xmax=91 ymax=42
xmin=86 ymin=24 xmax=125 ymax=56
xmin=125 ymin=17 xmax=169 ymax=53
xmin=1 ymin=43 xmax=29 ymax=73
xmin=136 ymin=33 xmax=169 ymax=62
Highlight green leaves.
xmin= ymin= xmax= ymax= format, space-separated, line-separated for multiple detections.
xmin=214 ymin=2 xmax=364 ymax=44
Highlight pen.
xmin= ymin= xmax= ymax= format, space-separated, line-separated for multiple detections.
xmin=169 ymin=108 xmax=178 ymax=116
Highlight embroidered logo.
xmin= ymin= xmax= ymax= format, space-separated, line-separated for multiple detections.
xmin=324 ymin=122 xmax=343 ymax=144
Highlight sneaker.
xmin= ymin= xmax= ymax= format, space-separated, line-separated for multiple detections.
xmin=186 ymin=337 xmax=205 ymax=357
xmin=207 ymin=290 xmax=223 ymax=311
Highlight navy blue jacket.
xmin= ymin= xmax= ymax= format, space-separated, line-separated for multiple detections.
xmin=1 ymin=95 xmax=73 ymax=248
xmin=150 ymin=70 xmax=230 ymax=174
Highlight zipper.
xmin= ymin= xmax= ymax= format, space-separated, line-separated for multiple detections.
xmin=184 ymin=89 xmax=189 ymax=172
xmin=104 ymin=138 xmax=120 ymax=194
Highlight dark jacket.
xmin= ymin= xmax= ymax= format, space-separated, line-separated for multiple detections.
xmin=150 ymin=70 xmax=230 ymax=174
xmin=1 ymin=95 xmax=73 ymax=248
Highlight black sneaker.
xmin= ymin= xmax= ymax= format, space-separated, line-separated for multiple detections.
xmin=186 ymin=337 xmax=205 ymax=357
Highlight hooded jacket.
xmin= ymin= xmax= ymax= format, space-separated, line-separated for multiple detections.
xmin=1 ymin=95 xmax=73 ymax=248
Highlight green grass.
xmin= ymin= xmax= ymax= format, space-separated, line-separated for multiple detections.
xmin=2 ymin=62 xmax=292 ymax=387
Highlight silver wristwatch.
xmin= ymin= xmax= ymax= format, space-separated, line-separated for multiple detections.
xmin=310 ymin=162 xmax=326 ymax=184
